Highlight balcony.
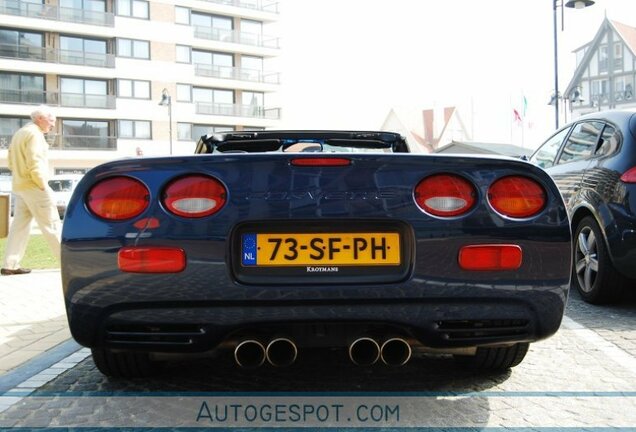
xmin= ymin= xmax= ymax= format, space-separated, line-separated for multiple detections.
xmin=199 ymin=0 xmax=278 ymax=13
xmin=49 ymin=134 xmax=117 ymax=150
xmin=0 ymin=89 xmax=116 ymax=108
xmin=0 ymin=44 xmax=115 ymax=68
xmin=0 ymin=0 xmax=114 ymax=26
xmin=0 ymin=88 xmax=46 ymax=105
xmin=194 ymin=64 xmax=280 ymax=84
xmin=58 ymin=92 xmax=116 ymax=109
xmin=195 ymin=102 xmax=280 ymax=119
xmin=193 ymin=27 xmax=279 ymax=49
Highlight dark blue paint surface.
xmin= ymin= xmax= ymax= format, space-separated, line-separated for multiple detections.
xmin=61 ymin=151 xmax=571 ymax=351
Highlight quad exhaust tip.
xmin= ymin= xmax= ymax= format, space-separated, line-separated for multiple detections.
xmin=348 ymin=337 xmax=381 ymax=366
xmin=234 ymin=340 xmax=266 ymax=368
xmin=380 ymin=337 xmax=412 ymax=366
xmin=266 ymin=338 xmax=298 ymax=367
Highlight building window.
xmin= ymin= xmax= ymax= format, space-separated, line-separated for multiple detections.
xmin=188 ymin=88 xmax=237 ymax=115
xmin=191 ymin=12 xmax=233 ymax=42
xmin=240 ymin=19 xmax=262 ymax=45
xmin=192 ymin=50 xmax=233 ymax=78
xmin=175 ymin=6 xmax=189 ymax=24
xmin=0 ymin=116 xmax=30 ymax=149
xmin=176 ymin=45 xmax=191 ymax=63
xmin=60 ymin=77 xmax=109 ymax=108
xmin=116 ymin=0 xmax=148 ymax=18
xmin=59 ymin=0 xmax=107 ymax=25
xmin=0 ymin=73 xmax=44 ymax=104
xmin=117 ymin=38 xmax=150 ymax=59
xmin=242 ymin=91 xmax=264 ymax=116
xmin=61 ymin=119 xmax=113 ymax=150
xmin=119 ymin=120 xmax=151 ymax=139
xmin=178 ymin=123 xmax=233 ymax=141
xmin=60 ymin=35 xmax=109 ymax=67
xmin=176 ymin=84 xmax=191 ymax=102
xmin=117 ymin=79 xmax=150 ymax=98
xmin=614 ymin=42 xmax=623 ymax=70
xmin=0 ymin=29 xmax=44 ymax=60
xmin=598 ymin=45 xmax=608 ymax=73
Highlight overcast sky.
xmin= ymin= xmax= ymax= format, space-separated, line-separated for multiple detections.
xmin=269 ymin=0 xmax=636 ymax=149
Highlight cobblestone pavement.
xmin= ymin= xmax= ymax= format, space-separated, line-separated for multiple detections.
xmin=0 ymin=285 xmax=635 ymax=428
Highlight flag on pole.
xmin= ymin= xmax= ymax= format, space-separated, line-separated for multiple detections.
xmin=513 ymin=109 xmax=522 ymax=124
xmin=522 ymin=96 xmax=528 ymax=117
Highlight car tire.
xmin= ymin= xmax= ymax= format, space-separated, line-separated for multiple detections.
xmin=454 ymin=343 xmax=529 ymax=371
xmin=91 ymin=348 xmax=158 ymax=378
xmin=572 ymin=216 xmax=625 ymax=304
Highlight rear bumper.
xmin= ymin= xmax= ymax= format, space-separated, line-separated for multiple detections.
xmin=66 ymin=290 xmax=567 ymax=352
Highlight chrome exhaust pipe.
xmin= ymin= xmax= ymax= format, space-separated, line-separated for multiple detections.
xmin=234 ymin=340 xmax=266 ymax=368
xmin=380 ymin=337 xmax=412 ymax=366
xmin=348 ymin=337 xmax=380 ymax=366
xmin=265 ymin=338 xmax=298 ymax=367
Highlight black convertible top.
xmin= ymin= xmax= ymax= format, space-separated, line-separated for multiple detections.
xmin=194 ymin=130 xmax=410 ymax=154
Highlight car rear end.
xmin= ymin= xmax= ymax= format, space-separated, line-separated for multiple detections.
xmin=61 ymin=152 xmax=571 ymax=372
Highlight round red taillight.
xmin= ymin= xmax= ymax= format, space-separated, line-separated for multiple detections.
xmin=488 ymin=176 xmax=546 ymax=218
xmin=163 ymin=175 xmax=227 ymax=218
xmin=87 ymin=176 xmax=149 ymax=220
xmin=414 ymin=174 xmax=476 ymax=217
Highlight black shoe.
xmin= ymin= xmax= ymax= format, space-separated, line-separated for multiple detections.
xmin=1 ymin=268 xmax=32 ymax=275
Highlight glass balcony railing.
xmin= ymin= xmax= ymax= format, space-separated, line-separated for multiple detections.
xmin=49 ymin=134 xmax=117 ymax=150
xmin=0 ymin=44 xmax=115 ymax=68
xmin=0 ymin=89 xmax=116 ymax=108
xmin=195 ymin=102 xmax=280 ymax=119
xmin=0 ymin=88 xmax=46 ymax=105
xmin=58 ymin=92 xmax=116 ymax=109
xmin=194 ymin=64 xmax=280 ymax=84
xmin=193 ymin=27 xmax=279 ymax=49
xmin=0 ymin=0 xmax=114 ymax=26
xmin=199 ymin=0 xmax=278 ymax=14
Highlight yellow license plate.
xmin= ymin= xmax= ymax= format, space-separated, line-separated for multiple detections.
xmin=241 ymin=233 xmax=401 ymax=266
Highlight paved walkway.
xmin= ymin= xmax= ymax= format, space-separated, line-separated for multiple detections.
xmin=0 ymin=269 xmax=70 ymax=375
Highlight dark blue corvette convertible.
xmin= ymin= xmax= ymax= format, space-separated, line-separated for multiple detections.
xmin=61 ymin=131 xmax=571 ymax=377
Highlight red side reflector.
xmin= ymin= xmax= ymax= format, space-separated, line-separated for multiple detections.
xmin=458 ymin=244 xmax=522 ymax=271
xmin=118 ymin=247 xmax=186 ymax=273
xmin=133 ymin=217 xmax=160 ymax=229
xmin=291 ymin=158 xmax=351 ymax=166
xmin=620 ymin=166 xmax=636 ymax=183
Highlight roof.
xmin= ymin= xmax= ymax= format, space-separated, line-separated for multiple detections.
xmin=433 ymin=141 xmax=533 ymax=157
xmin=611 ymin=20 xmax=636 ymax=57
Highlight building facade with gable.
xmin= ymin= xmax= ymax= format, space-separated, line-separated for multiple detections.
xmin=565 ymin=17 xmax=636 ymax=118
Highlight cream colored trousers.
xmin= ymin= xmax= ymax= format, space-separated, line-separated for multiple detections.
xmin=2 ymin=187 xmax=61 ymax=270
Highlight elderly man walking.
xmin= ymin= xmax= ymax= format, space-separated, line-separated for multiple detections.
xmin=2 ymin=106 xmax=61 ymax=275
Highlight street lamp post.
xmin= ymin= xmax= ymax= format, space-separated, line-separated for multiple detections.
xmin=158 ymin=88 xmax=173 ymax=155
xmin=552 ymin=0 xmax=595 ymax=129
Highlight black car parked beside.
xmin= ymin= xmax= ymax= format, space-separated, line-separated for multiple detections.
xmin=530 ymin=109 xmax=636 ymax=304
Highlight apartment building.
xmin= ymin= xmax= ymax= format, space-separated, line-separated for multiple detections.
xmin=0 ymin=0 xmax=280 ymax=176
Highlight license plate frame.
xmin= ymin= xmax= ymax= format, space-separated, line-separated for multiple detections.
xmin=231 ymin=220 xmax=413 ymax=285
xmin=242 ymin=232 xmax=401 ymax=267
